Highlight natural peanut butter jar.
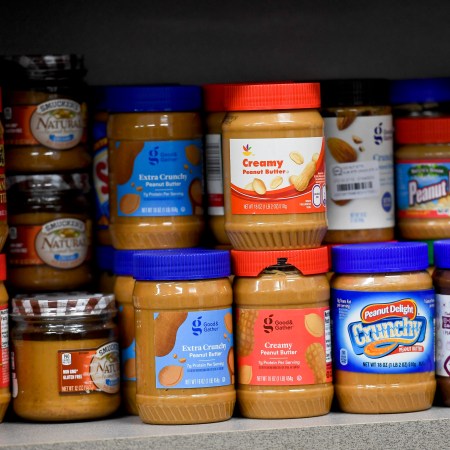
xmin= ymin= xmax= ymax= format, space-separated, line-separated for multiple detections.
xmin=331 ymin=242 xmax=436 ymax=414
xmin=222 ymin=82 xmax=326 ymax=250
xmin=10 ymin=292 xmax=120 ymax=422
xmin=231 ymin=247 xmax=333 ymax=419
xmin=133 ymin=248 xmax=235 ymax=424
xmin=107 ymin=85 xmax=204 ymax=250
xmin=0 ymin=254 xmax=9 ymax=422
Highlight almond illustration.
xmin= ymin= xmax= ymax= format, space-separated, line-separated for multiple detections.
xmin=336 ymin=113 xmax=356 ymax=130
xmin=327 ymin=138 xmax=358 ymax=163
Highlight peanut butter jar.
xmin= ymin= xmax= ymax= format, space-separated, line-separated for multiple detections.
xmin=107 ymin=85 xmax=205 ymax=250
xmin=331 ymin=242 xmax=436 ymax=414
xmin=133 ymin=248 xmax=235 ymax=424
xmin=0 ymin=55 xmax=90 ymax=173
xmin=321 ymin=79 xmax=395 ymax=244
xmin=432 ymin=240 xmax=450 ymax=406
xmin=96 ymin=245 xmax=116 ymax=294
xmin=0 ymin=255 xmax=10 ymax=422
xmin=231 ymin=247 xmax=333 ymax=419
xmin=0 ymin=91 xmax=8 ymax=252
xmin=10 ymin=292 xmax=120 ymax=422
xmin=113 ymin=249 xmax=138 ymax=415
xmin=222 ymin=82 xmax=326 ymax=250
xmin=395 ymin=117 xmax=450 ymax=240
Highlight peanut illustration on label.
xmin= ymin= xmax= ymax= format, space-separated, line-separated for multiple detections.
xmin=238 ymin=364 xmax=252 ymax=385
xmin=237 ymin=309 xmax=258 ymax=356
xmin=158 ymin=365 xmax=184 ymax=387
xmin=119 ymin=193 xmax=141 ymax=215
xmin=270 ymin=176 xmax=283 ymax=189
xmin=305 ymin=343 xmax=327 ymax=384
xmin=253 ymin=178 xmax=267 ymax=195
xmin=291 ymin=157 xmax=317 ymax=192
xmin=304 ymin=313 xmax=324 ymax=338
xmin=154 ymin=311 xmax=188 ymax=357
xmin=289 ymin=151 xmax=304 ymax=165
xmin=185 ymin=144 xmax=201 ymax=166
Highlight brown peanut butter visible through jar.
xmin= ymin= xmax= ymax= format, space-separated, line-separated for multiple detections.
xmin=232 ymin=247 xmax=333 ymax=419
xmin=107 ymin=86 xmax=204 ymax=250
xmin=222 ymin=82 xmax=326 ymax=250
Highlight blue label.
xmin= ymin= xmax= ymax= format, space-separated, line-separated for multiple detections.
xmin=116 ymin=139 xmax=203 ymax=217
xmin=331 ymin=288 xmax=435 ymax=373
xmin=154 ymin=308 xmax=233 ymax=389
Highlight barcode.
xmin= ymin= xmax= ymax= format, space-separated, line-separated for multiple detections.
xmin=336 ymin=182 xmax=373 ymax=192
xmin=205 ymin=142 xmax=222 ymax=180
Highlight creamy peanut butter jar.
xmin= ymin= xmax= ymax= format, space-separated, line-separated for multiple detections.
xmin=222 ymin=82 xmax=326 ymax=250
xmin=331 ymin=242 xmax=436 ymax=414
xmin=133 ymin=248 xmax=235 ymax=424
xmin=231 ymin=247 xmax=333 ymax=419
xmin=107 ymin=85 xmax=204 ymax=250
xmin=10 ymin=292 xmax=121 ymax=422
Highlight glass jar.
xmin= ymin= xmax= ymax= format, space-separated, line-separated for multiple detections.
xmin=222 ymin=82 xmax=326 ymax=250
xmin=0 ymin=254 xmax=9 ymax=422
xmin=6 ymin=173 xmax=93 ymax=292
xmin=10 ymin=292 xmax=120 ymax=422
xmin=95 ymin=245 xmax=115 ymax=294
xmin=107 ymin=85 xmax=204 ymax=249
xmin=133 ymin=248 xmax=235 ymax=424
xmin=231 ymin=247 xmax=332 ymax=419
xmin=321 ymin=78 xmax=395 ymax=244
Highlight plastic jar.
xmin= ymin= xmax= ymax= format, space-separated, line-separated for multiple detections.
xmin=320 ymin=79 xmax=395 ymax=244
xmin=133 ymin=248 xmax=235 ymax=424
xmin=96 ymin=245 xmax=115 ymax=294
xmin=113 ymin=249 xmax=138 ymax=415
xmin=0 ymin=255 xmax=9 ymax=422
xmin=0 ymin=54 xmax=90 ymax=173
xmin=0 ymin=90 xmax=8 ymax=252
xmin=6 ymin=173 xmax=93 ymax=292
xmin=432 ymin=239 xmax=450 ymax=406
xmin=222 ymin=82 xmax=326 ymax=250
xmin=10 ymin=292 xmax=120 ymax=422
xmin=395 ymin=117 xmax=450 ymax=239
xmin=331 ymin=242 xmax=436 ymax=414
xmin=231 ymin=247 xmax=332 ymax=419
xmin=107 ymin=85 xmax=204 ymax=250
xmin=203 ymin=83 xmax=230 ymax=246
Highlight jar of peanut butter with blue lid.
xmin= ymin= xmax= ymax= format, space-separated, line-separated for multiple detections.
xmin=331 ymin=241 xmax=436 ymax=413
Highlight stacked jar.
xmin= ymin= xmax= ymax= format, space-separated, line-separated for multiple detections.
xmin=221 ymin=82 xmax=333 ymax=419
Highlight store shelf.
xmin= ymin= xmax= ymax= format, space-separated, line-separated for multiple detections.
xmin=1 ymin=408 xmax=450 ymax=449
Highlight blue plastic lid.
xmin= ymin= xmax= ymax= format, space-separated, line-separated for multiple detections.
xmin=96 ymin=246 xmax=115 ymax=272
xmin=133 ymin=248 xmax=231 ymax=280
xmin=96 ymin=85 xmax=202 ymax=113
xmin=433 ymin=240 xmax=450 ymax=269
xmin=390 ymin=77 xmax=450 ymax=104
xmin=332 ymin=242 xmax=429 ymax=273
xmin=114 ymin=249 xmax=138 ymax=276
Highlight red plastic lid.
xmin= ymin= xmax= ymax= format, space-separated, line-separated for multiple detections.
xmin=203 ymin=83 xmax=227 ymax=112
xmin=231 ymin=247 xmax=329 ymax=276
xmin=223 ymin=82 xmax=321 ymax=111
xmin=0 ymin=254 xmax=5 ymax=281
xmin=395 ymin=117 xmax=450 ymax=144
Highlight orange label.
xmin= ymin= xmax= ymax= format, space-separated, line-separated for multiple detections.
xmin=0 ymin=305 xmax=9 ymax=389
xmin=229 ymin=137 xmax=326 ymax=214
xmin=236 ymin=307 xmax=332 ymax=386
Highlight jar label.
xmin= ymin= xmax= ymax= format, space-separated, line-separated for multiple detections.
xmin=58 ymin=341 xmax=120 ymax=394
xmin=0 ymin=141 xmax=6 ymax=223
xmin=436 ymin=294 xmax=450 ymax=377
xmin=153 ymin=309 xmax=234 ymax=389
xmin=396 ymin=159 xmax=450 ymax=219
xmin=7 ymin=219 xmax=91 ymax=269
xmin=4 ymin=100 xmax=87 ymax=149
xmin=324 ymin=115 xmax=395 ymax=230
xmin=205 ymin=133 xmax=224 ymax=216
xmin=236 ymin=307 xmax=332 ymax=386
xmin=114 ymin=139 xmax=204 ymax=217
xmin=0 ymin=305 xmax=9 ymax=389
xmin=229 ymin=137 xmax=326 ymax=214
xmin=331 ymin=289 xmax=435 ymax=373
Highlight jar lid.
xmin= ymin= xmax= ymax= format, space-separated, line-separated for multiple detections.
xmin=231 ymin=247 xmax=329 ymax=276
xmin=433 ymin=240 xmax=450 ymax=269
xmin=96 ymin=246 xmax=115 ymax=272
xmin=133 ymin=248 xmax=231 ymax=280
xmin=332 ymin=242 xmax=429 ymax=273
xmin=114 ymin=249 xmax=138 ymax=276
xmin=223 ymin=82 xmax=320 ymax=111
xmin=394 ymin=117 xmax=450 ymax=144
xmin=202 ymin=83 xmax=227 ymax=112
xmin=104 ymin=85 xmax=202 ymax=113
xmin=11 ymin=292 xmax=116 ymax=317
xmin=0 ymin=254 xmax=6 ymax=281
xmin=320 ymin=78 xmax=390 ymax=107
xmin=390 ymin=77 xmax=450 ymax=105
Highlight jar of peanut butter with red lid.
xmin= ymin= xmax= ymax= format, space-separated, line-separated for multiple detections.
xmin=222 ymin=82 xmax=326 ymax=250
xmin=231 ymin=247 xmax=332 ymax=419
xmin=0 ymin=254 xmax=9 ymax=422
xmin=133 ymin=248 xmax=235 ymax=424
xmin=331 ymin=242 xmax=436 ymax=414
xmin=107 ymin=85 xmax=204 ymax=250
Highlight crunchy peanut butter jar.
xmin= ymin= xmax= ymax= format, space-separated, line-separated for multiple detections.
xmin=231 ymin=247 xmax=333 ymax=419
xmin=133 ymin=248 xmax=235 ymax=424
xmin=107 ymin=85 xmax=204 ymax=250
xmin=331 ymin=242 xmax=436 ymax=414
xmin=0 ymin=255 xmax=10 ymax=422
xmin=10 ymin=292 xmax=120 ymax=422
xmin=222 ymin=82 xmax=326 ymax=250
